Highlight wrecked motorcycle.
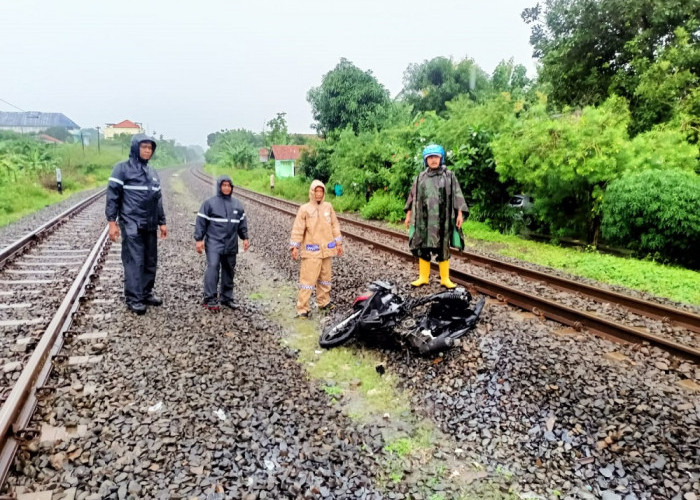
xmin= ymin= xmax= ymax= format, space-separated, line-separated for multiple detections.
xmin=319 ymin=280 xmax=485 ymax=355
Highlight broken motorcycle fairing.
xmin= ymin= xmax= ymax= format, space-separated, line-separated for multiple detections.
xmin=319 ymin=281 xmax=485 ymax=355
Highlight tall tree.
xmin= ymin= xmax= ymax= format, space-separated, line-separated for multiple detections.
xmin=307 ymin=58 xmax=391 ymax=136
xmin=401 ymin=56 xmax=491 ymax=114
xmin=266 ymin=112 xmax=290 ymax=146
xmin=522 ymin=0 xmax=699 ymax=120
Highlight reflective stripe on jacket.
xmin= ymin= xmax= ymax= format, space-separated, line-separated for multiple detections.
xmin=105 ymin=134 xmax=165 ymax=231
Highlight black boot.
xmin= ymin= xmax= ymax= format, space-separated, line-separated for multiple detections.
xmin=144 ymin=293 xmax=163 ymax=306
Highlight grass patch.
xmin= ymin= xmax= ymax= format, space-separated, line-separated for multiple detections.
xmin=322 ymin=384 xmax=343 ymax=396
xmin=1 ymin=143 xmax=121 ymax=227
xmin=462 ymin=220 xmax=700 ymax=305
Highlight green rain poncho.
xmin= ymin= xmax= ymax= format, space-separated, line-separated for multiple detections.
xmin=405 ymin=165 xmax=468 ymax=259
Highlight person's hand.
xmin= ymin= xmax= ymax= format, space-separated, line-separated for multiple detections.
xmin=243 ymin=239 xmax=250 ymax=252
xmin=159 ymin=225 xmax=168 ymax=239
xmin=291 ymin=247 xmax=299 ymax=261
xmin=108 ymin=221 xmax=120 ymax=242
xmin=195 ymin=240 xmax=205 ymax=254
xmin=404 ymin=210 xmax=411 ymax=229
xmin=456 ymin=212 xmax=463 ymax=229
xmin=336 ymin=243 xmax=343 ymax=257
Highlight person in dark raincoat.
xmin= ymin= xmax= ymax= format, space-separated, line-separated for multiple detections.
xmin=404 ymin=144 xmax=468 ymax=288
xmin=106 ymin=134 xmax=167 ymax=314
xmin=194 ymin=175 xmax=250 ymax=311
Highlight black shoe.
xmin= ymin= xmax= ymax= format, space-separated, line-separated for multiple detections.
xmin=127 ymin=303 xmax=147 ymax=315
xmin=144 ymin=293 xmax=163 ymax=306
xmin=296 ymin=311 xmax=309 ymax=318
xmin=319 ymin=302 xmax=335 ymax=311
xmin=221 ymin=300 xmax=237 ymax=310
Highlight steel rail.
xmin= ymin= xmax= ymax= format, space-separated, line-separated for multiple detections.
xmin=190 ymin=167 xmax=699 ymax=361
xmin=0 ymin=226 xmax=110 ymax=485
xmin=0 ymin=189 xmax=107 ymax=269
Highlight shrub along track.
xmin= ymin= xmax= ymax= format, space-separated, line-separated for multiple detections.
xmin=189 ymin=168 xmax=699 ymax=499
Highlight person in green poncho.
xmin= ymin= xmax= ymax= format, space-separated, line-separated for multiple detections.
xmin=404 ymin=144 xmax=468 ymax=288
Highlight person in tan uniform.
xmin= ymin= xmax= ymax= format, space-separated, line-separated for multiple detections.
xmin=290 ymin=180 xmax=343 ymax=317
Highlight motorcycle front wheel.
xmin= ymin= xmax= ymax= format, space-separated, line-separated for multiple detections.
xmin=320 ymin=309 xmax=362 ymax=348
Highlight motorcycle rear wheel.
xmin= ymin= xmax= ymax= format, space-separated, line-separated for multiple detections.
xmin=320 ymin=310 xmax=361 ymax=348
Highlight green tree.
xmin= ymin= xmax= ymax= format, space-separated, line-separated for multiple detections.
xmin=266 ymin=112 xmax=290 ymax=146
xmin=492 ymin=95 xmax=698 ymax=243
xmin=401 ymin=56 xmax=491 ymax=114
xmin=522 ymin=0 xmax=699 ymax=130
xmin=307 ymin=58 xmax=391 ymax=136
xmin=493 ymin=96 xmax=632 ymax=242
xmin=491 ymin=58 xmax=531 ymax=95
xmin=205 ymin=128 xmax=260 ymax=168
xmin=629 ymin=26 xmax=700 ymax=134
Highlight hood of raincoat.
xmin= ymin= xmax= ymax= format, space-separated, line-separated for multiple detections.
xmin=308 ymin=179 xmax=326 ymax=204
xmin=217 ymin=175 xmax=233 ymax=197
xmin=129 ymin=133 xmax=158 ymax=164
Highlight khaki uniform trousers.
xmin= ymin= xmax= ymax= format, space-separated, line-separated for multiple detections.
xmin=297 ymin=257 xmax=332 ymax=314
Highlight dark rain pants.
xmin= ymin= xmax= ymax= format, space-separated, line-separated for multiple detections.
xmin=203 ymin=251 xmax=237 ymax=304
xmin=121 ymin=226 xmax=158 ymax=306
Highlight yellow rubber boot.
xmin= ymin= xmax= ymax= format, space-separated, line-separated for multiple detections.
xmin=439 ymin=260 xmax=457 ymax=289
xmin=411 ymin=259 xmax=430 ymax=287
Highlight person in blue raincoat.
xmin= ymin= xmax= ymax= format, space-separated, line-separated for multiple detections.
xmin=105 ymin=134 xmax=167 ymax=315
xmin=194 ymin=175 xmax=250 ymax=311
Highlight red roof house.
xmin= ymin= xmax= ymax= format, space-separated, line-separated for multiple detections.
xmin=269 ymin=145 xmax=306 ymax=178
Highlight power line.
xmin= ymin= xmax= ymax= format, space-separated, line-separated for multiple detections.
xmin=0 ymin=98 xmax=26 ymax=112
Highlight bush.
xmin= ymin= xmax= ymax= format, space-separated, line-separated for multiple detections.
xmin=360 ymin=191 xmax=405 ymax=223
xmin=601 ymin=169 xmax=700 ymax=268
xmin=329 ymin=193 xmax=364 ymax=213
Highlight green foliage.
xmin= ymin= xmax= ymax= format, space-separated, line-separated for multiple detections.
xmin=434 ymin=95 xmax=527 ymax=229
xmin=326 ymin=129 xmax=397 ymax=197
xmin=523 ymin=0 xmax=699 ymax=132
xmin=0 ymin=141 xmax=122 ymax=226
xmin=307 ymin=58 xmax=391 ymax=136
xmin=265 ymin=112 xmax=290 ymax=146
xmin=0 ymin=136 xmax=59 ymax=183
xmin=493 ymin=96 xmax=633 ymax=239
xmin=297 ymin=141 xmax=334 ymax=183
xmin=601 ymin=169 xmax=700 ymax=268
xmin=205 ymin=128 xmax=262 ymax=168
xmin=360 ymin=191 xmax=405 ymax=223
xmin=322 ymin=385 xmax=342 ymax=396
xmin=384 ymin=438 xmax=414 ymax=457
xmin=629 ymin=25 xmax=700 ymax=134
xmin=401 ymin=56 xmax=492 ymax=114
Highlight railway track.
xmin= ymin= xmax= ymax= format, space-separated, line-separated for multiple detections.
xmin=190 ymin=167 xmax=699 ymax=362
xmin=0 ymin=192 xmax=111 ymax=485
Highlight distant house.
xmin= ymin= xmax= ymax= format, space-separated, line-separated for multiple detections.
xmin=104 ymin=119 xmax=143 ymax=140
xmin=0 ymin=111 xmax=79 ymax=134
xmin=259 ymin=147 xmax=269 ymax=163
xmin=270 ymin=145 xmax=305 ymax=178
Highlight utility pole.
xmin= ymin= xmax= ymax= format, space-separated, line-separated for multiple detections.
xmin=80 ymin=131 xmax=85 ymax=153
xmin=96 ymin=126 xmax=101 ymax=154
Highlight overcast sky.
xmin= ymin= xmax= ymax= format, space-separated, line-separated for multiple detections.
xmin=1 ymin=0 xmax=538 ymax=147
